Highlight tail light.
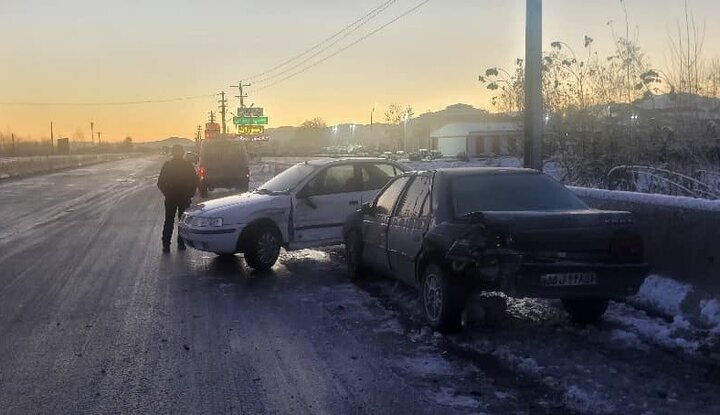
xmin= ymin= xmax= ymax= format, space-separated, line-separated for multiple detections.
xmin=198 ymin=166 xmax=206 ymax=179
xmin=610 ymin=232 xmax=644 ymax=258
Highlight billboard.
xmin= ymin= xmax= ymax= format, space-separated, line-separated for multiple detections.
xmin=238 ymin=107 xmax=263 ymax=117
xmin=237 ymin=125 xmax=265 ymax=135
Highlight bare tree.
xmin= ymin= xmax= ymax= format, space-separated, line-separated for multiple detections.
xmin=300 ymin=117 xmax=327 ymax=129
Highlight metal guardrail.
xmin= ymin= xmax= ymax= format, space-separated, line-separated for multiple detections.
xmin=607 ymin=165 xmax=720 ymax=200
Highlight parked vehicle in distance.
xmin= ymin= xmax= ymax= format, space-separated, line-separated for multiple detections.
xmin=197 ymin=138 xmax=250 ymax=197
xmin=179 ymin=158 xmax=408 ymax=271
xmin=344 ymin=168 xmax=649 ymax=332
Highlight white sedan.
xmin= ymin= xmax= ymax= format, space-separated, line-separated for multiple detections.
xmin=179 ymin=158 xmax=408 ymax=271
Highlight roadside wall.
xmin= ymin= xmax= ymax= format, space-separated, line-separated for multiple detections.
xmin=0 ymin=154 xmax=132 ymax=180
xmin=570 ymin=187 xmax=720 ymax=296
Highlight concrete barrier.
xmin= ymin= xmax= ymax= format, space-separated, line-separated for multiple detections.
xmin=571 ymin=187 xmax=720 ymax=296
xmin=0 ymin=154 xmax=132 ymax=180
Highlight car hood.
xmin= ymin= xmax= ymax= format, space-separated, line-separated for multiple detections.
xmin=188 ymin=192 xmax=290 ymax=223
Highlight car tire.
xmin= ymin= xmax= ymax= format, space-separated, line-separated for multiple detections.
xmin=345 ymin=230 xmax=366 ymax=281
xmin=422 ymin=263 xmax=463 ymax=333
xmin=199 ymin=182 xmax=208 ymax=198
xmin=562 ymin=298 xmax=609 ymax=325
xmin=243 ymin=226 xmax=281 ymax=271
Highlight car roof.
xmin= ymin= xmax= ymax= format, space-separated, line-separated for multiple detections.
xmin=431 ymin=167 xmax=541 ymax=176
xmin=303 ymin=157 xmax=403 ymax=167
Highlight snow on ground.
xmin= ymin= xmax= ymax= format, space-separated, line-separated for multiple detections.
xmin=604 ymin=302 xmax=702 ymax=354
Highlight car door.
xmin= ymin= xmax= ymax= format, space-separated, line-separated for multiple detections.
xmin=358 ymin=162 xmax=404 ymax=204
xmin=386 ymin=173 xmax=433 ymax=286
xmin=292 ymin=163 xmax=364 ymax=247
xmin=361 ymin=176 xmax=411 ymax=274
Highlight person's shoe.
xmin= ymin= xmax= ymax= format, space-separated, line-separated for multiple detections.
xmin=162 ymin=244 xmax=170 ymax=253
xmin=177 ymin=243 xmax=187 ymax=251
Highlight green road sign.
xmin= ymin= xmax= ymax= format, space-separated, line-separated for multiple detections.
xmin=233 ymin=116 xmax=268 ymax=125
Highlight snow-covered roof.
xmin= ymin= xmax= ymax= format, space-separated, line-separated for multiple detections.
xmin=430 ymin=122 xmax=521 ymax=138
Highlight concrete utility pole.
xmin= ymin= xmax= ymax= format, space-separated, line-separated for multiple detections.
xmin=50 ymin=121 xmax=54 ymax=154
xmin=196 ymin=125 xmax=202 ymax=149
xmin=524 ymin=0 xmax=544 ymax=171
xmin=97 ymin=132 xmax=102 ymax=147
xmin=11 ymin=133 xmax=16 ymax=156
xmin=218 ymin=91 xmax=228 ymax=134
xmin=90 ymin=122 xmax=95 ymax=145
xmin=231 ymin=81 xmax=251 ymax=109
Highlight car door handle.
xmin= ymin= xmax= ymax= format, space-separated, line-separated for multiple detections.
xmin=349 ymin=200 xmax=359 ymax=205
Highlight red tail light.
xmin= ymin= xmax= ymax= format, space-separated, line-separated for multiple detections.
xmin=610 ymin=233 xmax=644 ymax=258
xmin=198 ymin=166 xmax=206 ymax=179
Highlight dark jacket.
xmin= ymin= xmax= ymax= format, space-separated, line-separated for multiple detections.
xmin=157 ymin=157 xmax=198 ymax=201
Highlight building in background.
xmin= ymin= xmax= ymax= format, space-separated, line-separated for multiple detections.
xmin=430 ymin=121 xmax=521 ymax=157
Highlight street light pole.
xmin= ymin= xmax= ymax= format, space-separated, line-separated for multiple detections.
xmin=524 ymin=0 xmax=544 ymax=171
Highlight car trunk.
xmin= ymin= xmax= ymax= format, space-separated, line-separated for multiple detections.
xmin=481 ymin=210 xmax=635 ymax=257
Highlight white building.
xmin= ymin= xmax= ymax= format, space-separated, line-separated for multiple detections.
xmin=430 ymin=121 xmax=521 ymax=157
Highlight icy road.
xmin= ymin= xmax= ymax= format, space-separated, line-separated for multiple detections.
xmin=0 ymin=156 xmax=718 ymax=414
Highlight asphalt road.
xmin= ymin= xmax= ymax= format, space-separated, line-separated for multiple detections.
xmin=1 ymin=155 xmax=719 ymax=415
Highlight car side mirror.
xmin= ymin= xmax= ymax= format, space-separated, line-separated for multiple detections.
xmin=361 ymin=202 xmax=374 ymax=214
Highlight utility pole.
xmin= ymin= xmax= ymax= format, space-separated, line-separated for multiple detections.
xmin=231 ymin=81 xmax=251 ymax=109
xmin=209 ymin=111 xmax=216 ymax=123
xmin=218 ymin=91 xmax=228 ymax=134
xmin=97 ymin=132 xmax=102 ymax=148
xmin=11 ymin=133 xmax=15 ymax=156
xmin=90 ymin=122 xmax=95 ymax=145
xmin=50 ymin=121 xmax=54 ymax=154
xmin=524 ymin=0 xmax=544 ymax=171
xmin=196 ymin=125 xmax=202 ymax=149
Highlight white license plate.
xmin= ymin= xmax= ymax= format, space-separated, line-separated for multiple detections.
xmin=540 ymin=272 xmax=597 ymax=287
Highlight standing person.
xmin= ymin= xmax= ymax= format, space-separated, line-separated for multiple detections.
xmin=157 ymin=145 xmax=198 ymax=252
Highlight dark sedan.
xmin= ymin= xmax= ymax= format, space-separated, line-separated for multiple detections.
xmin=343 ymin=168 xmax=648 ymax=332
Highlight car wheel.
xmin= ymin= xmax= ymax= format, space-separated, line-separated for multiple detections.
xmin=422 ymin=263 xmax=463 ymax=333
xmin=562 ymin=298 xmax=609 ymax=325
xmin=199 ymin=182 xmax=208 ymax=198
xmin=345 ymin=230 xmax=366 ymax=281
xmin=244 ymin=226 xmax=281 ymax=271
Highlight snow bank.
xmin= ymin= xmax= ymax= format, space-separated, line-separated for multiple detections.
xmin=633 ymin=275 xmax=693 ymax=316
xmin=569 ymin=186 xmax=720 ymax=211
xmin=700 ymin=299 xmax=720 ymax=332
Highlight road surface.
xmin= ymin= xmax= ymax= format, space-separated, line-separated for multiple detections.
xmin=0 ymin=155 xmax=718 ymax=414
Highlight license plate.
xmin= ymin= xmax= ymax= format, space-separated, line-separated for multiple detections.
xmin=540 ymin=272 xmax=597 ymax=287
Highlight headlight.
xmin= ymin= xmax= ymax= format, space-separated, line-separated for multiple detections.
xmin=191 ymin=216 xmax=224 ymax=227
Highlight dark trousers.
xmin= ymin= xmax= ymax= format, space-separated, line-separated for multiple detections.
xmin=163 ymin=198 xmax=191 ymax=246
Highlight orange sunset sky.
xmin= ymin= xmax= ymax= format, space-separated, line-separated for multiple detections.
xmin=2 ymin=0 xmax=720 ymax=142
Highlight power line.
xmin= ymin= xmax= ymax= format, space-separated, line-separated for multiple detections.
xmin=0 ymin=94 xmax=215 ymax=107
xmin=253 ymin=0 xmax=397 ymax=85
xmin=254 ymin=0 xmax=432 ymax=93
xmin=245 ymin=0 xmax=397 ymax=82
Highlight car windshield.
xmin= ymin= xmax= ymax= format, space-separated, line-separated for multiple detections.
xmin=256 ymin=163 xmax=318 ymax=194
xmin=451 ymin=173 xmax=587 ymax=216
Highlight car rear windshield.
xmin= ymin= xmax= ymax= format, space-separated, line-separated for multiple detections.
xmin=258 ymin=163 xmax=318 ymax=193
xmin=201 ymin=141 xmax=247 ymax=162
xmin=450 ymin=173 xmax=587 ymax=216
